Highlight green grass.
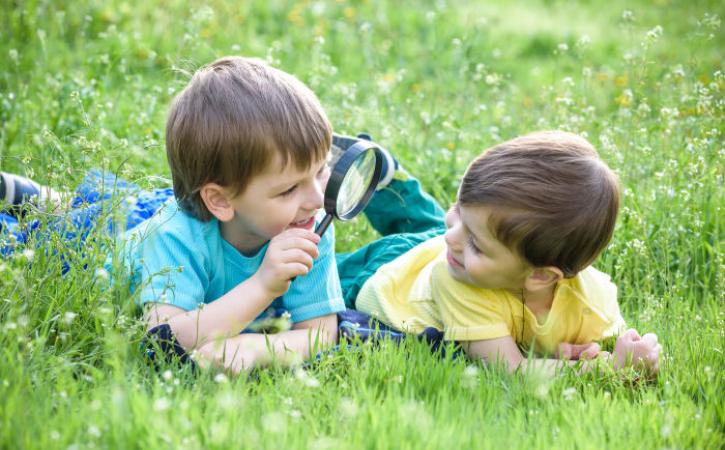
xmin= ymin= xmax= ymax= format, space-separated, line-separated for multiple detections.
xmin=1 ymin=0 xmax=723 ymax=448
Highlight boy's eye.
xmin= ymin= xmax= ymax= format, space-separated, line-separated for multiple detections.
xmin=279 ymin=185 xmax=298 ymax=196
xmin=467 ymin=235 xmax=482 ymax=254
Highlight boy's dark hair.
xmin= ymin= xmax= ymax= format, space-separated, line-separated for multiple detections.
xmin=165 ymin=56 xmax=332 ymax=221
xmin=458 ymin=131 xmax=620 ymax=277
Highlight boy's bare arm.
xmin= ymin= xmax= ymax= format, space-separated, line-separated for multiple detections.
xmin=143 ymin=273 xmax=281 ymax=351
xmin=143 ymin=228 xmax=322 ymax=351
xmin=462 ymin=336 xmax=582 ymax=377
xmin=194 ymin=314 xmax=338 ymax=373
xmin=463 ymin=330 xmax=660 ymax=377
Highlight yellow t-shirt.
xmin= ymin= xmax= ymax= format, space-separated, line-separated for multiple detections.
xmin=356 ymin=236 xmax=626 ymax=354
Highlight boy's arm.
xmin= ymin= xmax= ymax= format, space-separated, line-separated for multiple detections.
xmin=194 ymin=322 xmax=337 ymax=374
xmin=463 ymin=330 xmax=660 ymax=377
xmin=144 ymin=273 xmax=281 ymax=351
xmin=292 ymin=313 xmax=338 ymax=345
xmin=462 ymin=336 xmax=583 ymax=377
xmin=144 ymin=228 xmax=322 ymax=351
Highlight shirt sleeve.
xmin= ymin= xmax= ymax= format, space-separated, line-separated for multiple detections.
xmin=430 ymin=262 xmax=511 ymax=341
xmin=282 ymin=223 xmax=346 ymax=322
xmin=125 ymin=220 xmax=209 ymax=312
xmin=576 ymin=267 xmax=627 ymax=340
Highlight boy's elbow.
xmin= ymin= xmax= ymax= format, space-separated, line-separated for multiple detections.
xmin=325 ymin=325 xmax=339 ymax=345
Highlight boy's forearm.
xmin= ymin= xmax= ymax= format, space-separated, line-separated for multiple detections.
xmin=196 ymin=325 xmax=337 ymax=373
xmin=166 ymin=275 xmax=276 ymax=350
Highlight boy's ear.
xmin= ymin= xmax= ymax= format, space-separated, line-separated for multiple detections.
xmin=524 ymin=266 xmax=564 ymax=291
xmin=199 ymin=183 xmax=235 ymax=222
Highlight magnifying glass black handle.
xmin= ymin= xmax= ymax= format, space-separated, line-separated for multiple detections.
xmin=315 ymin=213 xmax=334 ymax=237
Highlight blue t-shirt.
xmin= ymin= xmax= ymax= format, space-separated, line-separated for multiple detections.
xmin=120 ymin=199 xmax=345 ymax=323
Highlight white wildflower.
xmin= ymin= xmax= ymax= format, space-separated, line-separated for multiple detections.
xmin=87 ymin=425 xmax=101 ymax=438
xmin=214 ymin=373 xmax=229 ymax=384
xmin=62 ymin=312 xmax=77 ymax=325
xmin=94 ymin=267 xmax=110 ymax=282
xmin=153 ymin=397 xmax=170 ymax=412
xmin=261 ymin=411 xmax=286 ymax=433
xmin=21 ymin=249 xmax=35 ymax=262
xmin=562 ymin=387 xmax=578 ymax=400
xmin=294 ymin=368 xmax=320 ymax=388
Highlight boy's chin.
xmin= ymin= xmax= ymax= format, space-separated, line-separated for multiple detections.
xmin=446 ymin=265 xmax=467 ymax=282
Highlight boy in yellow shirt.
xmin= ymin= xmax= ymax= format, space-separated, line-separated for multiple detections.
xmin=338 ymin=131 xmax=660 ymax=375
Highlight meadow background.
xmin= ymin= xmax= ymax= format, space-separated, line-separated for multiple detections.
xmin=1 ymin=0 xmax=723 ymax=448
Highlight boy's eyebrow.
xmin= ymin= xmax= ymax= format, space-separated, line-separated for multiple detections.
xmin=269 ymin=159 xmax=328 ymax=192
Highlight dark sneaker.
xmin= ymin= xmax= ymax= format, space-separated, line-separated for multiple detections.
xmin=0 ymin=172 xmax=64 ymax=215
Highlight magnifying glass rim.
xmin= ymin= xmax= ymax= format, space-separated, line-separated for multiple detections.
xmin=324 ymin=140 xmax=383 ymax=220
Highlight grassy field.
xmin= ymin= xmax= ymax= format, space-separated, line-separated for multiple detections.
xmin=1 ymin=0 xmax=723 ymax=448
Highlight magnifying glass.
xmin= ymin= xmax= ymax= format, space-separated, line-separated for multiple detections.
xmin=315 ymin=135 xmax=384 ymax=237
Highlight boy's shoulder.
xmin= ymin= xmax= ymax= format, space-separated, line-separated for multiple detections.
xmin=122 ymin=198 xmax=221 ymax=258
xmin=561 ymin=266 xmax=620 ymax=323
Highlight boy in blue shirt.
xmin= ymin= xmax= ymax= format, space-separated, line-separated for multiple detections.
xmin=1 ymin=56 xmax=367 ymax=374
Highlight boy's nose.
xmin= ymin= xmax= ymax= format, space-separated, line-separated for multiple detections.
xmin=303 ymin=180 xmax=325 ymax=211
xmin=444 ymin=225 xmax=462 ymax=252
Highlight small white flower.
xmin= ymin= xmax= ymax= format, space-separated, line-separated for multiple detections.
xmin=562 ymin=387 xmax=578 ymax=400
xmin=153 ymin=397 xmax=170 ymax=412
xmin=261 ymin=411 xmax=287 ymax=433
xmin=294 ymin=368 xmax=320 ymax=388
xmin=94 ymin=267 xmax=110 ymax=282
xmin=162 ymin=370 xmax=173 ymax=381
xmin=214 ymin=373 xmax=229 ymax=384
xmin=339 ymin=397 xmax=359 ymax=419
xmin=62 ymin=312 xmax=77 ymax=325
xmin=87 ymin=425 xmax=101 ymax=438
xmin=22 ymin=249 xmax=35 ymax=262
xmin=646 ymin=25 xmax=663 ymax=40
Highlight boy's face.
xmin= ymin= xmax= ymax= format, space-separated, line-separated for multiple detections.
xmin=222 ymin=153 xmax=330 ymax=253
xmin=444 ymin=203 xmax=530 ymax=291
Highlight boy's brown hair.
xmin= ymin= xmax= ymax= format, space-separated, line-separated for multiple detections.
xmin=165 ymin=56 xmax=332 ymax=221
xmin=459 ymin=131 xmax=620 ymax=277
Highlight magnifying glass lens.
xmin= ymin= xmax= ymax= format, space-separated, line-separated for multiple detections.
xmin=335 ymin=149 xmax=377 ymax=218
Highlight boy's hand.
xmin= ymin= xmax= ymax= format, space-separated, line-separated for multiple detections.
xmin=256 ymin=228 xmax=321 ymax=298
xmin=610 ymin=328 xmax=661 ymax=374
xmin=556 ymin=342 xmax=602 ymax=360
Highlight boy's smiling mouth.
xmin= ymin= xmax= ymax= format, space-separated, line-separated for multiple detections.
xmin=288 ymin=216 xmax=316 ymax=230
xmin=446 ymin=251 xmax=464 ymax=269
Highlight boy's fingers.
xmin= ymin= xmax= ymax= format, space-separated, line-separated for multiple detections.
xmin=279 ymin=227 xmax=321 ymax=242
xmin=556 ymin=343 xmax=574 ymax=359
xmin=620 ymin=329 xmax=640 ymax=342
xmin=580 ymin=343 xmax=601 ymax=359
xmin=288 ymin=262 xmax=311 ymax=277
xmin=281 ymin=249 xmax=315 ymax=269
xmin=641 ymin=333 xmax=658 ymax=346
xmin=276 ymin=237 xmax=320 ymax=258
